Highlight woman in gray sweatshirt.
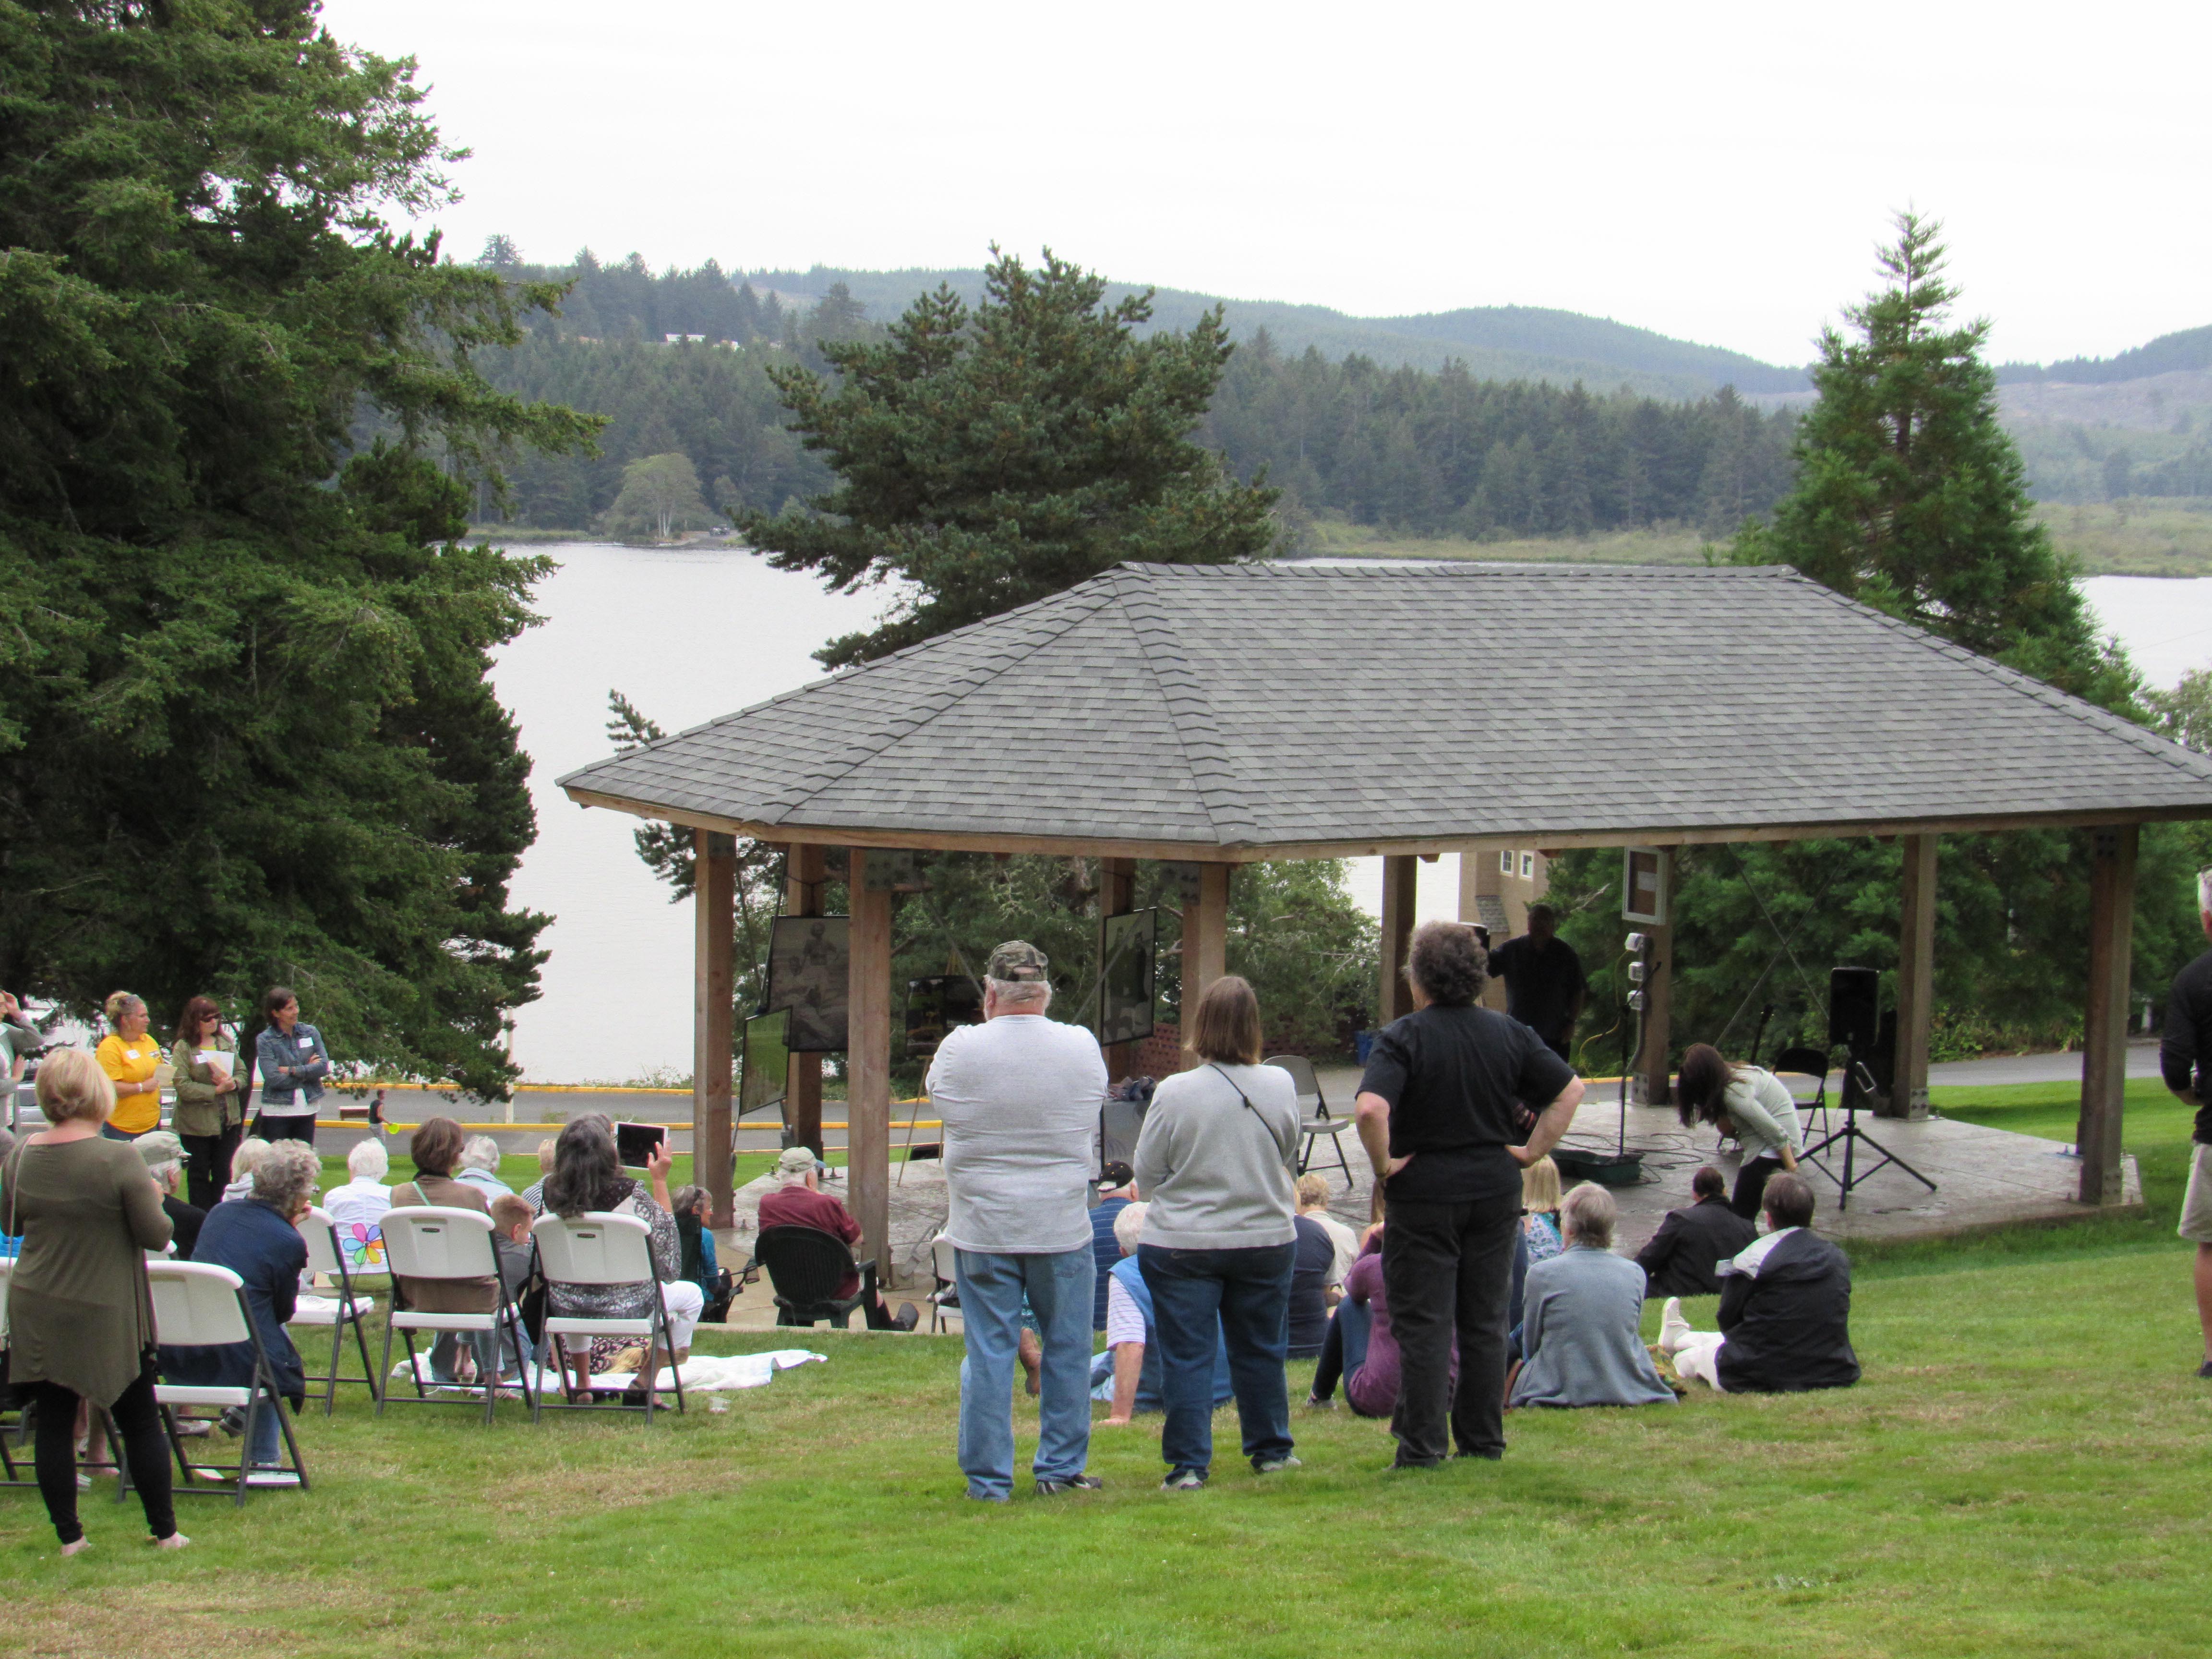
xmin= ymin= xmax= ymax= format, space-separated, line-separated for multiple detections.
xmin=1133 ymin=974 xmax=1303 ymax=1489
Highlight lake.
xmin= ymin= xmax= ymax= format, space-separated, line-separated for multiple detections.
xmin=491 ymin=550 xmax=2212 ymax=1082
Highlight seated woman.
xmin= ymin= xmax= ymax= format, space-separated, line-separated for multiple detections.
xmin=1675 ymin=1043 xmax=1804 ymax=1220
xmin=539 ymin=1116 xmax=705 ymax=1399
xmin=323 ymin=1137 xmax=394 ymax=1270
xmin=1657 ymin=1173 xmax=1861 ymax=1394
xmin=671 ymin=1184 xmax=734 ymax=1322
xmin=163 ymin=1141 xmax=317 ymax=1482
xmin=389 ymin=1117 xmax=500 ymax=1385
xmin=1507 ymin=1183 xmax=1675 ymax=1409
xmin=1307 ymin=1223 xmax=1454 ymax=1419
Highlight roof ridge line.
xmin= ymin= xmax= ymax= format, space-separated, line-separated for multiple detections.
xmin=1785 ymin=574 xmax=2212 ymax=784
xmin=752 ymin=586 xmax=1122 ymax=824
xmin=1113 ymin=568 xmax=1260 ymax=846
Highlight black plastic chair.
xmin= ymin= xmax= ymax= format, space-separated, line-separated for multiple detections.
xmin=1770 ymin=1046 xmax=1834 ymax=1141
xmin=749 ymin=1226 xmax=876 ymax=1328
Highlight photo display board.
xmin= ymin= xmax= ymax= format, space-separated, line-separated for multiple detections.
xmin=740 ymin=1008 xmax=789 ymax=1117
xmin=767 ymin=914 xmax=850 ymax=1052
xmin=904 ymin=974 xmax=984 ymax=1058
xmin=1098 ymin=907 xmax=1159 ymax=1046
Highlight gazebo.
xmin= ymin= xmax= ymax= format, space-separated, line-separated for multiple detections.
xmin=560 ymin=561 xmax=2212 ymax=1270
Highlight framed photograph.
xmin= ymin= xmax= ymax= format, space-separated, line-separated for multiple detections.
xmin=767 ymin=914 xmax=850 ymax=1052
xmin=1622 ymin=847 xmax=1669 ymax=926
xmin=904 ymin=974 xmax=984 ymax=1059
xmin=740 ymin=1008 xmax=789 ymax=1117
xmin=1098 ymin=907 xmax=1158 ymax=1046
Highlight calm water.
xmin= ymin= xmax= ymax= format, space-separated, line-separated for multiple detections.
xmin=492 ymin=555 xmax=2212 ymax=1081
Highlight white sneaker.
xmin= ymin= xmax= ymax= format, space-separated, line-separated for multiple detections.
xmin=245 ymin=1469 xmax=302 ymax=1488
xmin=1658 ymin=1297 xmax=1692 ymax=1357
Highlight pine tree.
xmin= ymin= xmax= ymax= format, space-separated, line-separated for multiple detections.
xmin=739 ymin=248 xmax=1279 ymax=668
xmin=1734 ymin=212 xmax=2128 ymax=707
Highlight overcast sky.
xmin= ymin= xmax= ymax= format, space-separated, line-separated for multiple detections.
xmin=319 ymin=0 xmax=2208 ymax=370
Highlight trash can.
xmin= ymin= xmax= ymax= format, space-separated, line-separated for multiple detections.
xmin=1354 ymin=1030 xmax=1378 ymax=1067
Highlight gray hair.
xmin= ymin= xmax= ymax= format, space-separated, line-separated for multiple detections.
xmin=1113 ymin=1200 xmax=1148 ymax=1255
xmin=347 ymin=1137 xmax=390 ymax=1179
xmin=252 ymin=1140 xmax=320 ymax=1216
xmin=2198 ymin=866 xmax=2212 ymax=915
xmin=459 ymin=1134 xmax=503 ymax=1173
xmin=987 ymin=976 xmax=1051 ymax=1010
xmin=1559 ymin=1181 xmax=1617 ymax=1250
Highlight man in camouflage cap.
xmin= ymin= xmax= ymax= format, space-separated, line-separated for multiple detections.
xmin=926 ymin=939 xmax=1109 ymax=1501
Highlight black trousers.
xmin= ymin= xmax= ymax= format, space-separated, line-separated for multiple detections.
xmin=1381 ymin=1192 xmax=1520 ymax=1465
xmin=26 ymin=1364 xmax=176 ymax=1544
xmin=252 ymin=1114 xmax=316 ymax=1145
xmin=1731 ymin=1155 xmax=1785 ymax=1220
xmin=180 ymin=1122 xmax=242 ymax=1211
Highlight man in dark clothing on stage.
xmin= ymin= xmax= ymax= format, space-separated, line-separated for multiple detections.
xmin=1484 ymin=903 xmax=1587 ymax=1062
xmin=2158 ymin=866 xmax=2212 ymax=1379
xmin=1634 ymin=1166 xmax=1757 ymax=1298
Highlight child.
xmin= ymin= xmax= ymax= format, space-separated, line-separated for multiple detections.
xmin=489 ymin=1192 xmax=536 ymax=1380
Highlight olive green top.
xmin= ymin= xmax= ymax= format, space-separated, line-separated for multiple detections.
xmin=3 ymin=1136 xmax=172 ymax=1406
xmin=169 ymin=1032 xmax=244 ymax=1138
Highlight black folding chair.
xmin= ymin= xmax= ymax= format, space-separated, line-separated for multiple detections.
xmin=748 ymin=1226 xmax=876 ymax=1328
xmin=1770 ymin=1046 xmax=1835 ymax=1142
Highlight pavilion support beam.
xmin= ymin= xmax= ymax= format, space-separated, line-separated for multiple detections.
xmin=1378 ymin=854 xmax=1419 ymax=1027
xmin=1888 ymin=833 xmax=1938 ymax=1121
xmin=1100 ymin=856 xmax=1138 ymax=1083
xmin=847 ymin=848 xmax=894 ymax=1280
xmin=1633 ymin=850 xmax=1673 ymax=1106
xmin=784 ymin=843 xmax=826 ymax=1156
xmin=692 ymin=830 xmax=736 ymax=1229
xmin=1183 ymin=863 xmax=1230 ymax=1070
xmin=2079 ymin=823 xmax=2139 ymax=1207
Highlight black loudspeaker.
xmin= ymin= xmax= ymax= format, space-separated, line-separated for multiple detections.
xmin=1828 ymin=966 xmax=1880 ymax=1052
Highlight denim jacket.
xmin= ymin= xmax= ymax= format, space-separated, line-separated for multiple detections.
xmin=256 ymin=1022 xmax=330 ymax=1108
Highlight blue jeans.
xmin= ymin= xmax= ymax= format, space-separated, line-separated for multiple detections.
xmin=1311 ymin=1296 xmax=1373 ymax=1402
xmin=953 ymin=1246 xmax=1095 ymax=1500
xmin=1138 ymin=1241 xmax=1296 ymax=1478
xmin=245 ymin=1393 xmax=282 ymax=1468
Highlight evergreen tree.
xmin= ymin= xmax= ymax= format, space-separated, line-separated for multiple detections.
xmin=738 ymin=248 xmax=1281 ymax=668
xmin=1733 ymin=212 xmax=2127 ymax=706
xmin=0 ymin=0 xmax=597 ymax=1094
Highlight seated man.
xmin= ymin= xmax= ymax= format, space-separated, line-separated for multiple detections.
xmin=1307 ymin=1223 xmax=1453 ymax=1419
xmin=1090 ymin=1202 xmax=1233 ymax=1421
xmin=1657 ymin=1173 xmax=1862 ymax=1393
xmin=756 ymin=1145 xmax=918 ymax=1331
xmin=1090 ymin=1162 xmax=1136 ymax=1332
xmin=136 ymin=1130 xmax=205 ymax=1260
xmin=1634 ymin=1166 xmax=1758 ymax=1298
xmin=1509 ymin=1183 xmax=1675 ymax=1409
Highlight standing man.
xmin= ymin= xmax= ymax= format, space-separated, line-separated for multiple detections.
xmin=926 ymin=941 xmax=1108 ymax=1501
xmin=1355 ymin=921 xmax=1583 ymax=1467
xmin=2159 ymin=866 xmax=2212 ymax=1379
xmin=1485 ymin=902 xmax=1587 ymax=1063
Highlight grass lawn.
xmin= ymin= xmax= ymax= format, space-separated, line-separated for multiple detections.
xmin=4 ymin=1091 xmax=2208 ymax=1657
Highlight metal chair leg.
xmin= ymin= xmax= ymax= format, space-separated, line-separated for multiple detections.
xmin=375 ymin=1315 xmax=397 ymax=1417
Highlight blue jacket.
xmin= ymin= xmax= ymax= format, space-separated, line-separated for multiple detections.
xmin=255 ymin=1023 xmax=329 ymax=1107
xmin=162 ymin=1198 xmax=307 ymax=1404
xmin=1111 ymin=1255 xmax=1232 ymax=1412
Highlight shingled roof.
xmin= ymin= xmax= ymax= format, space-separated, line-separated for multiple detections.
xmin=557 ymin=561 xmax=2212 ymax=857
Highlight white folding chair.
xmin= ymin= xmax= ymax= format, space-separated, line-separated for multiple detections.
xmin=1268 ymin=1054 xmax=1354 ymax=1188
xmin=377 ymin=1207 xmax=534 ymax=1425
xmin=141 ymin=1260 xmax=308 ymax=1505
xmin=530 ymin=1212 xmax=686 ymax=1423
xmin=928 ymin=1235 xmax=959 ymax=1334
xmin=288 ymin=1208 xmax=379 ymax=1413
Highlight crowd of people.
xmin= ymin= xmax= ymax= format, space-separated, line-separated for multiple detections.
xmin=926 ymin=925 xmax=1863 ymax=1502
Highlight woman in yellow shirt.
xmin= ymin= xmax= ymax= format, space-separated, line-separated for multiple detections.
xmin=95 ymin=992 xmax=163 ymax=1140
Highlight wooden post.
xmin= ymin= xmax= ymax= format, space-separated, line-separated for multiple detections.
xmin=784 ymin=843 xmax=825 ymax=1156
xmin=692 ymin=830 xmax=737 ymax=1228
xmin=847 ymin=848 xmax=894 ymax=1280
xmin=2079 ymin=823 xmax=2139 ymax=1206
xmin=1889 ymin=833 xmax=1938 ymax=1122
xmin=1633 ymin=850 xmax=1673 ymax=1106
xmin=1182 ymin=863 xmax=1231 ymax=1070
xmin=1100 ymin=856 xmax=1137 ymax=1083
xmin=1378 ymin=854 xmax=1419 ymax=1026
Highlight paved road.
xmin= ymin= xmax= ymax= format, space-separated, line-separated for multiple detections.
xmin=1927 ymin=1039 xmax=2166 ymax=1089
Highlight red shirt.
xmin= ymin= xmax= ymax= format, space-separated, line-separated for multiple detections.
xmin=757 ymin=1184 xmax=863 ymax=1298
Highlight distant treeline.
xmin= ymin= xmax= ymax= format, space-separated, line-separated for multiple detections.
xmin=471 ymin=249 xmax=1797 ymax=537
xmin=1204 ymin=333 xmax=1797 ymax=538
xmin=1998 ymin=324 xmax=2212 ymax=386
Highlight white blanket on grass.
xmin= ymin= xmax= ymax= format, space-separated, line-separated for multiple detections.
xmin=387 ymin=1349 xmax=825 ymax=1394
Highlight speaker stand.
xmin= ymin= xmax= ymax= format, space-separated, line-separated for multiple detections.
xmin=1800 ymin=1057 xmax=1937 ymax=1211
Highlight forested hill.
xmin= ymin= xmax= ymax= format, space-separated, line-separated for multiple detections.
xmin=1999 ymin=324 xmax=2212 ymax=386
xmin=745 ymin=265 xmax=1808 ymax=399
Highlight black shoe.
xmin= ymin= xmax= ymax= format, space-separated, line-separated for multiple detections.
xmin=1389 ymin=1455 xmax=1443 ymax=1471
xmin=894 ymin=1302 xmax=920 ymax=1332
xmin=2198 ymin=1359 xmax=2212 ymax=1379
xmin=1452 ymin=1449 xmax=1503 ymax=1462
xmin=1035 ymin=1474 xmax=1103 ymax=1496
